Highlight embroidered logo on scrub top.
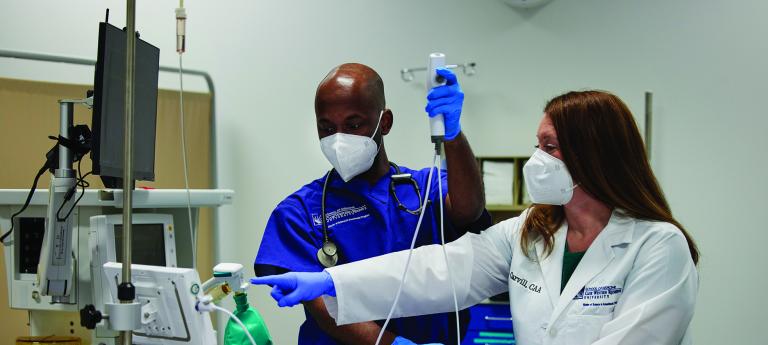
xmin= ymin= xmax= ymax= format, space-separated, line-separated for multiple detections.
xmin=573 ymin=285 xmax=623 ymax=306
xmin=312 ymin=205 xmax=370 ymax=228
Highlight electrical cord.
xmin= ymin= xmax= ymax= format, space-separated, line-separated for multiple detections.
xmin=0 ymin=164 xmax=48 ymax=244
xmin=375 ymin=154 xmax=438 ymax=345
xmin=55 ymin=158 xmax=92 ymax=222
xmin=210 ymin=303 xmax=258 ymax=345
xmin=2 ymin=129 xmax=91 ymax=244
xmin=437 ymin=151 xmax=461 ymax=345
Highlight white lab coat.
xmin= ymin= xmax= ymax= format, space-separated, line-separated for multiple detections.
xmin=323 ymin=210 xmax=698 ymax=345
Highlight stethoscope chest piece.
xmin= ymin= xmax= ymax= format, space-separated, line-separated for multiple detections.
xmin=322 ymin=240 xmax=338 ymax=257
xmin=317 ymin=244 xmax=339 ymax=268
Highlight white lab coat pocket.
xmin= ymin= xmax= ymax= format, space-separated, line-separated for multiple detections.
xmin=567 ymin=314 xmax=612 ymax=345
xmin=573 ymin=299 xmax=617 ymax=316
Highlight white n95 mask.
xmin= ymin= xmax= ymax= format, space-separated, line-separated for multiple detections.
xmin=320 ymin=110 xmax=383 ymax=182
xmin=523 ymin=148 xmax=577 ymax=205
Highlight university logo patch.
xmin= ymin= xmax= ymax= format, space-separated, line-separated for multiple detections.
xmin=312 ymin=205 xmax=370 ymax=228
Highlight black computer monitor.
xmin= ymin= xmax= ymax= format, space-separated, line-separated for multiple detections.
xmin=91 ymin=22 xmax=160 ymax=188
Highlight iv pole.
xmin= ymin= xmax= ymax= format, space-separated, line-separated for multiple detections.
xmin=120 ymin=1 xmax=136 ymax=344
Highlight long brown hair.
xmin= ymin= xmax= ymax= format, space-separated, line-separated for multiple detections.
xmin=520 ymin=90 xmax=699 ymax=264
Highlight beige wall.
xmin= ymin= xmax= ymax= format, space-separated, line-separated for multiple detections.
xmin=0 ymin=77 xmax=213 ymax=344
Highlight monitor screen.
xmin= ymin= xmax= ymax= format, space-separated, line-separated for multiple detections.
xmin=114 ymin=223 xmax=167 ymax=267
xmin=91 ymin=21 xmax=160 ymax=185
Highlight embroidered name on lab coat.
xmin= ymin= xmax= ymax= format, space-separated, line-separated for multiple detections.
xmin=509 ymin=271 xmax=541 ymax=293
xmin=312 ymin=205 xmax=370 ymax=227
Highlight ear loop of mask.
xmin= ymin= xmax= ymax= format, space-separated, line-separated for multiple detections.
xmin=371 ymin=109 xmax=385 ymax=154
xmin=563 ymin=183 xmax=579 ymax=193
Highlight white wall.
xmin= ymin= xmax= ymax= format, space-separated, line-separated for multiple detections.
xmin=1 ymin=1 xmax=766 ymax=344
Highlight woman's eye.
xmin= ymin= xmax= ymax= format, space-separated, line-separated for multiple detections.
xmin=536 ymin=144 xmax=558 ymax=153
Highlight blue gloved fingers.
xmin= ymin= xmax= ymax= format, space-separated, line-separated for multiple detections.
xmin=427 ymin=84 xmax=461 ymax=100
xmin=270 ymin=285 xmax=286 ymax=302
xmin=255 ymin=271 xmax=335 ymax=307
xmin=393 ymin=336 xmax=444 ymax=345
xmin=427 ymin=101 xmax=463 ymax=118
xmin=436 ymin=68 xmax=458 ymax=85
xmin=392 ymin=336 xmax=417 ymax=345
xmin=278 ymin=288 xmax=308 ymax=307
xmin=250 ymin=273 xmax=297 ymax=290
xmin=425 ymin=96 xmax=456 ymax=114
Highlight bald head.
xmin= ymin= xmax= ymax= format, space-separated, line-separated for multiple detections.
xmin=313 ymin=63 xmax=393 ymax=143
xmin=315 ymin=63 xmax=386 ymax=113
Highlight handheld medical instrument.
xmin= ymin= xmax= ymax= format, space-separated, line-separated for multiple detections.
xmin=427 ymin=53 xmax=447 ymax=143
xmin=374 ymin=52 xmax=461 ymax=345
xmin=201 ymin=262 xmax=250 ymax=297
xmin=316 ymin=162 xmax=423 ymax=268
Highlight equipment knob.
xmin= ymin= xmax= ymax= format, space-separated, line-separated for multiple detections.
xmin=80 ymin=304 xmax=104 ymax=329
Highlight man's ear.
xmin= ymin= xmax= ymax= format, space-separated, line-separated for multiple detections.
xmin=381 ymin=109 xmax=394 ymax=136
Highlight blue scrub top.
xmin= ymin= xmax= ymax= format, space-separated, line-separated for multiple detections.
xmin=255 ymin=165 xmax=470 ymax=345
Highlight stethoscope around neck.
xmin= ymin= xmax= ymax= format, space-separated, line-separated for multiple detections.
xmin=316 ymin=162 xmax=426 ymax=268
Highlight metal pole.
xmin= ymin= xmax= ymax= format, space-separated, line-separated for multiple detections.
xmin=57 ymin=102 xmax=74 ymax=177
xmin=121 ymin=0 xmax=136 ymax=344
xmin=644 ymin=91 xmax=653 ymax=162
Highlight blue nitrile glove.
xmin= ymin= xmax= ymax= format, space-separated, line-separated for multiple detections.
xmin=425 ymin=68 xmax=464 ymax=141
xmin=393 ymin=336 xmax=444 ymax=345
xmin=250 ymin=271 xmax=335 ymax=307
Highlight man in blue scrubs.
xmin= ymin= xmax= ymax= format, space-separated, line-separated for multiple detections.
xmin=254 ymin=63 xmax=487 ymax=345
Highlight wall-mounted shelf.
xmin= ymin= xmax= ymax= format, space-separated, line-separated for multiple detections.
xmin=479 ymin=156 xmax=530 ymax=223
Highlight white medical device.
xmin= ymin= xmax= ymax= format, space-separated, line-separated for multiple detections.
xmin=427 ymin=52 xmax=447 ymax=142
xmin=89 ymin=214 xmax=177 ymax=268
xmin=102 ymin=262 xmax=216 ymax=345
xmin=88 ymin=214 xmax=176 ymax=338
xmin=205 ymin=262 xmax=249 ymax=294
xmin=37 ymin=100 xmax=83 ymax=303
xmin=38 ymin=175 xmax=77 ymax=303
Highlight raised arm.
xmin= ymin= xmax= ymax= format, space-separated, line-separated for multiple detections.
xmin=426 ymin=68 xmax=484 ymax=228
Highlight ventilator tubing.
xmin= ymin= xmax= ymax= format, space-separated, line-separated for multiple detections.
xmin=437 ymin=155 xmax=461 ymax=344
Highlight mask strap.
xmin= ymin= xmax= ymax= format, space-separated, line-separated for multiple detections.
xmin=370 ymin=109 xmax=384 ymax=139
xmin=565 ymin=183 xmax=579 ymax=193
xmin=371 ymin=110 xmax=385 ymax=154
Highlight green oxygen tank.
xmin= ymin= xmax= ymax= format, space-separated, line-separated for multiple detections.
xmin=223 ymin=292 xmax=272 ymax=345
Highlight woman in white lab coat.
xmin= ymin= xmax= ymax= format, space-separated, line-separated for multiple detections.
xmin=252 ymin=90 xmax=700 ymax=345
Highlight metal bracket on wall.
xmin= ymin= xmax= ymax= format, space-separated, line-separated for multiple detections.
xmin=400 ymin=62 xmax=477 ymax=82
